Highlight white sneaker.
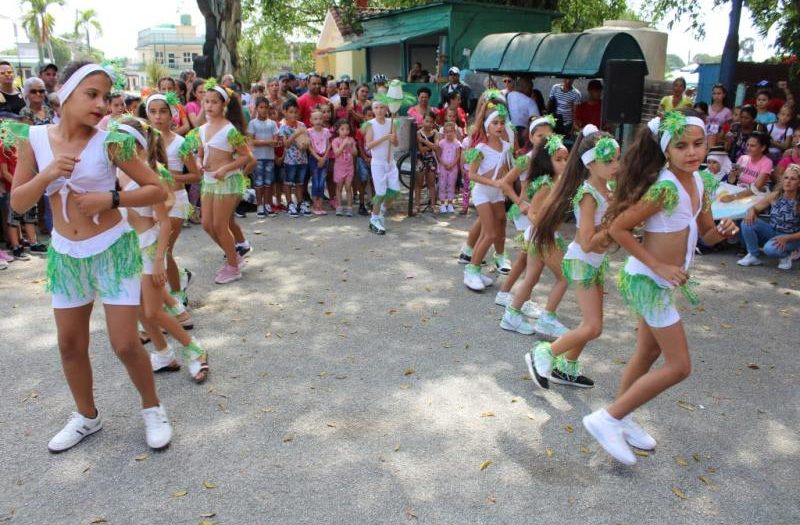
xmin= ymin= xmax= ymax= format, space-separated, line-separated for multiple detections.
xmin=0 ymin=259 xmax=7 ymax=270
xmin=439 ymin=204 xmax=448 ymax=214
xmin=300 ymin=202 xmax=312 ymax=216
xmin=150 ymin=346 xmax=180 ymax=372
xmin=583 ymin=409 xmax=636 ymax=465
xmin=48 ymin=411 xmax=103 ymax=453
xmin=256 ymin=204 xmax=265 ymax=216
xmin=447 ymin=203 xmax=455 ymax=213
xmin=288 ymin=202 xmax=299 ymax=217
xmin=494 ymin=291 xmax=513 ymax=306
xmin=494 ymin=253 xmax=512 ymax=275
xmin=380 ymin=203 xmax=387 ymax=216
xmin=620 ymin=415 xmax=657 ymax=451
xmin=521 ymin=300 xmax=543 ymax=319
xmin=737 ymin=253 xmax=762 ymax=266
xmin=479 ymin=273 xmax=494 ymax=287
xmin=534 ymin=312 xmax=569 ymax=340
xmin=369 ymin=216 xmax=386 ymax=235
xmin=778 ymin=256 xmax=792 ymax=270
xmin=500 ymin=308 xmax=535 ymax=335
xmin=464 ymin=269 xmax=486 ymax=291
xmin=526 ymin=341 xmax=554 ymax=389
xmin=142 ymin=405 xmax=172 ymax=450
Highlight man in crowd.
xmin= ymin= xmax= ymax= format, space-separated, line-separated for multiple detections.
xmin=279 ymin=73 xmax=297 ymax=100
xmin=296 ymin=73 xmax=309 ymax=96
xmin=38 ymin=63 xmax=58 ymax=95
xmin=506 ymin=77 xmax=540 ymax=145
xmin=0 ymin=61 xmax=25 ymax=115
xmin=296 ymin=73 xmax=329 ymax=127
xmin=548 ymin=78 xmax=581 ymax=135
xmin=439 ymin=66 xmax=472 ymax=113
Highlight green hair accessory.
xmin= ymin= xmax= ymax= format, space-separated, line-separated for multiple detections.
xmin=593 ymin=136 xmax=619 ymax=164
xmin=205 ymin=77 xmax=219 ymax=91
xmin=0 ymin=120 xmax=30 ymax=150
xmin=482 ymin=88 xmax=504 ymax=102
xmin=164 ymin=91 xmax=180 ymax=107
xmin=659 ymin=111 xmax=687 ymax=137
xmin=544 ymin=134 xmax=565 ymax=156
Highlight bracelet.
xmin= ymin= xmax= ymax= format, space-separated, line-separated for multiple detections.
xmin=110 ymin=190 xmax=120 ymax=209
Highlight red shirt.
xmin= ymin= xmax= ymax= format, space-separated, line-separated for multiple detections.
xmin=296 ymin=93 xmax=330 ymax=127
xmin=574 ymin=101 xmax=603 ymax=129
xmin=0 ymin=145 xmax=16 ymax=192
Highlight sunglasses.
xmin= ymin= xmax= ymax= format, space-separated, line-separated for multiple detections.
xmin=503 ymin=79 xmax=513 ymax=83
xmin=29 ymin=89 xmax=46 ymax=94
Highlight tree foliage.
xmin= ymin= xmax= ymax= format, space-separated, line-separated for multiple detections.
xmin=20 ymin=0 xmax=64 ymax=65
xmin=666 ymin=53 xmax=685 ymax=70
xmin=74 ymin=9 xmax=102 ymax=53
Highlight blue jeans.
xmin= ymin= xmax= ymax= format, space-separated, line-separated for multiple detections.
xmin=741 ymin=218 xmax=800 ymax=257
xmin=252 ymin=159 xmax=275 ymax=187
xmin=283 ymin=163 xmax=306 ymax=186
xmin=356 ymin=157 xmax=370 ymax=183
xmin=309 ymin=156 xmax=328 ymax=198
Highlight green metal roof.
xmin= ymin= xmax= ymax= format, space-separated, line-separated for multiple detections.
xmin=470 ymin=31 xmax=647 ymax=77
xmin=332 ymin=10 xmax=449 ymax=52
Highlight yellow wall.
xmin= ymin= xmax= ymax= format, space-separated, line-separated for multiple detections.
xmin=315 ymin=10 xmax=367 ymax=81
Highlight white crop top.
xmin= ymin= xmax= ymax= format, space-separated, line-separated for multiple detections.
xmin=28 ymin=125 xmax=116 ymax=225
xmin=123 ymin=179 xmax=154 ymax=218
xmin=367 ymin=118 xmax=393 ymax=160
xmin=199 ymin=122 xmax=235 ymax=154
xmin=165 ymin=135 xmax=185 ymax=172
xmin=476 ymin=141 xmax=511 ymax=181
xmin=564 ymin=180 xmax=609 ymax=266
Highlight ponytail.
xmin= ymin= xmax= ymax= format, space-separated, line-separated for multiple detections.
xmin=117 ymin=117 xmax=167 ymax=171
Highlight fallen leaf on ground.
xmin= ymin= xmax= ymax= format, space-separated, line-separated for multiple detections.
xmin=675 ymin=455 xmax=689 ymax=466
xmin=393 ymin=444 xmax=401 ymax=452
xmin=487 ymin=495 xmax=497 ymax=504
xmin=612 ymin=357 xmax=627 ymax=365
xmin=527 ymin=414 xmax=536 ymax=420
xmin=634 ymin=450 xmax=650 ymax=457
xmin=174 ymin=490 xmax=188 ymax=497
xmin=479 ymin=460 xmax=492 ymax=471
xmin=326 ymin=422 xmax=336 ymax=428
xmin=698 ymin=475 xmax=713 ymax=486
xmin=510 ymin=397 xmax=520 ymax=403
xmin=721 ymin=323 xmax=734 ymax=329
xmin=692 ymin=453 xmax=701 ymax=462
xmin=403 ymin=368 xmax=415 ymax=376
xmin=283 ymin=433 xmax=295 ymax=443
xmin=747 ymin=363 xmax=760 ymax=369
xmin=480 ymin=411 xmax=495 ymax=417
xmin=671 ymin=487 xmax=688 ymax=499
xmin=399 ymin=384 xmax=411 ymax=390
xmin=545 ymin=448 xmax=555 ymax=458
xmin=199 ymin=512 xmax=216 ymax=518
xmin=203 ymin=480 xmax=217 ymax=489
xmin=134 ymin=453 xmax=148 ymax=462
xmin=565 ymin=425 xmax=574 ymax=433
xmin=676 ymin=400 xmax=696 ymax=411
xmin=89 ymin=518 xmax=108 ymax=524
xmin=405 ymin=509 xmax=418 ymax=520
xmin=580 ymin=445 xmax=590 ymax=454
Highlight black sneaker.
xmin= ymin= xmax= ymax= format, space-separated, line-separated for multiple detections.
xmin=458 ymin=252 xmax=472 ymax=264
xmin=236 ymin=244 xmax=253 ymax=257
xmin=29 ymin=242 xmax=48 ymax=254
xmin=12 ymin=247 xmax=30 ymax=260
xmin=358 ymin=204 xmax=368 ymax=216
xmin=550 ymin=368 xmax=595 ymax=388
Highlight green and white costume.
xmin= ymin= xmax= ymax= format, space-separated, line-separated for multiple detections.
xmin=198 ymin=123 xmax=248 ymax=197
xmin=562 ymin=180 xmax=610 ymax=287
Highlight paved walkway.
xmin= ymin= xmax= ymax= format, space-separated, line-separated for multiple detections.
xmin=0 ymin=210 xmax=798 ymax=524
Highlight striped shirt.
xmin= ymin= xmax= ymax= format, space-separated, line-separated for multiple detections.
xmin=549 ymin=84 xmax=581 ymax=125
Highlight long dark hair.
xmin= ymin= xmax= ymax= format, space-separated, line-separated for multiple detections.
xmin=527 ymin=142 xmax=556 ymax=183
xmin=118 ymin=117 xmax=167 ymax=171
xmin=208 ymin=87 xmax=246 ymax=134
xmin=534 ymin=130 xmax=612 ymax=252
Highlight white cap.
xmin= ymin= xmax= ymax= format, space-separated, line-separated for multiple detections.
xmin=448 ymin=67 xmax=460 ymax=75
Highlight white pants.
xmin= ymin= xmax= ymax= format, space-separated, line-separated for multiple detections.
xmin=471 ymin=183 xmax=505 ymax=206
xmin=370 ymin=160 xmax=400 ymax=197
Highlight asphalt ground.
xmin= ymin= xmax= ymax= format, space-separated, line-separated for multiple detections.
xmin=0 ymin=205 xmax=798 ymax=525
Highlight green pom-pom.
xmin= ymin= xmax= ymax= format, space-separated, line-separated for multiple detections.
xmin=205 ymin=77 xmax=219 ymax=91
xmin=571 ymin=181 xmax=605 ymax=210
xmin=157 ymin=163 xmax=174 ymax=184
xmin=179 ymin=130 xmax=200 ymax=158
xmin=593 ymin=136 xmax=618 ymax=164
xmin=514 ymin=154 xmax=530 ymax=171
xmin=660 ymin=111 xmax=687 ymax=138
xmin=544 ymin=134 xmax=565 ymax=156
xmin=643 ymin=180 xmax=679 ymax=214
xmin=482 ymin=89 xmax=504 ymax=102
xmin=227 ymin=128 xmax=246 ymax=148
xmin=486 ymin=103 xmax=509 ymax=120
xmin=507 ymin=203 xmax=521 ymax=221
xmin=105 ymin=131 xmax=137 ymax=162
xmin=360 ymin=121 xmax=371 ymax=132
xmin=464 ymin=148 xmax=482 ymax=164
xmin=528 ymin=174 xmax=552 ymax=199
xmin=0 ymin=120 xmax=30 ymax=150
xmin=606 ymin=180 xmax=617 ymax=192
xmin=164 ymin=91 xmax=180 ymax=107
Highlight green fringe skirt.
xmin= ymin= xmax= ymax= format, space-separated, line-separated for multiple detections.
xmin=202 ymin=172 xmax=248 ymax=197
xmin=562 ymin=255 xmax=609 ymax=288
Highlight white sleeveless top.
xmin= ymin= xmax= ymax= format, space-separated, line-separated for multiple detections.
xmin=367 ymin=118 xmax=393 ymax=160
xmin=165 ymin=134 xmax=185 ymax=172
xmin=564 ymin=180 xmax=608 ymax=267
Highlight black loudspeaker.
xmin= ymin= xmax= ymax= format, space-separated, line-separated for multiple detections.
xmin=602 ymin=59 xmax=647 ymax=124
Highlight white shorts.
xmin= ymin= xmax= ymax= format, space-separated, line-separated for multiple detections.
xmin=169 ymin=189 xmax=191 ymax=219
xmin=641 ymin=292 xmax=681 ymax=328
xmin=370 ymin=160 xmax=400 ymax=197
xmin=52 ymin=276 xmax=141 ymax=309
xmin=472 ymin=183 xmax=505 ymax=206
xmin=138 ymin=225 xmax=161 ymax=276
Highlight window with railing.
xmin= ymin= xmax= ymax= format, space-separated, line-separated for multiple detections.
xmin=168 ymin=53 xmax=175 ymax=67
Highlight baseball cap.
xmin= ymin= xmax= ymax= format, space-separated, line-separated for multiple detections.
xmin=298 ymin=73 xmax=308 ymax=80
xmin=448 ymin=67 xmax=460 ymax=75
xmin=39 ymin=63 xmax=58 ymax=74
xmin=756 ymin=80 xmax=771 ymax=87
xmin=278 ymin=73 xmax=289 ymax=81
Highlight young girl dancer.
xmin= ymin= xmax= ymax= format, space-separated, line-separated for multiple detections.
xmin=583 ymin=111 xmax=738 ymax=465
xmin=527 ymin=125 xmax=620 ymax=388
xmin=332 ymin=119 xmax=357 ymax=216
xmin=462 ymin=100 xmax=512 ymax=291
xmin=4 ymin=61 xmax=172 ymax=451
xmin=437 ymin=121 xmax=462 ymax=213
xmin=143 ymin=92 xmax=201 ymax=309
xmin=198 ymin=78 xmax=253 ymax=284
xmin=416 ymin=111 xmax=439 ymax=215
xmin=113 ymin=118 xmax=209 ymax=383
xmin=494 ymin=115 xmax=555 ymax=312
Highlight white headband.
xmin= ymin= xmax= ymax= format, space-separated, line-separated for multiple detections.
xmin=116 ymin=123 xmax=148 ymax=150
xmin=648 ymin=116 xmax=706 ymax=152
xmin=484 ymin=110 xmax=502 ymax=131
xmin=528 ymin=117 xmax=553 ymax=134
xmin=212 ymin=85 xmax=229 ymax=103
xmin=57 ymin=64 xmax=113 ymax=105
xmin=146 ymin=94 xmax=178 ymax=118
xmin=581 ymin=138 xmax=620 ymax=166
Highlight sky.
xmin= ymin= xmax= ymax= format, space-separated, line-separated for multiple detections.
xmin=0 ymin=0 xmax=781 ymax=64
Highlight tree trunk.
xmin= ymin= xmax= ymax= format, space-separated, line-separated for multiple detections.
xmin=196 ymin=0 xmax=242 ymax=80
xmin=719 ymin=0 xmax=742 ymax=99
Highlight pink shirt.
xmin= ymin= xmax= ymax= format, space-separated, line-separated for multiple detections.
xmin=307 ymin=127 xmax=331 ymax=157
xmin=332 ymin=136 xmax=355 ymax=179
xmin=736 ymin=155 xmax=773 ymax=186
xmin=438 ymin=137 xmax=462 ymax=166
xmin=778 ymin=151 xmax=800 ymax=170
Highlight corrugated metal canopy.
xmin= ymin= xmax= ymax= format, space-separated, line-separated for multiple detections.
xmin=332 ymin=11 xmax=449 ymax=52
xmin=470 ymin=31 xmax=647 ymax=77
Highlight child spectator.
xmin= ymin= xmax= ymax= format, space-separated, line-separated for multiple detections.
xmin=332 ymin=119 xmax=357 ymax=216
xmin=706 ymin=147 xmax=732 ymax=182
xmin=767 ymin=104 xmax=795 ymax=162
xmin=98 ymin=93 xmax=126 ymax=130
xmin=729 ymin=132 xmax=772 ymax=192
xmin=269 ymin=103 xmax=288 ymax=211
xmin=307 ymin=109 xmax=332 ymax=215
xmin=1 ymin=142 xmax=45 ymax=259
xmin=247 ymin=96 xmax=279 ymax=217
xmin=279 ymin=98 xmax=310 ymax=217
xmin=755 ymin=89 xmax=778 ymax=125
xmin=776 ymin=129 xmax=800 ymax=181
xmin=437 ymin=121 xmax=462 ymax=213
xmin=416 ymin=111 xmax=439 ymax=215
xmin=354 ymin=105 xmax=374 ymax=216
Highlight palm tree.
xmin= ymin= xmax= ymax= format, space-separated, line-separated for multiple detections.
xmin=20 ymin=0 xmax=64 ymax=65
xmin=74 ymin=9 xmax=102 ymax=53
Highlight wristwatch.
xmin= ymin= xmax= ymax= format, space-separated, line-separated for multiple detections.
xmin=110 ymin=190 xmax=120 ymax=209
